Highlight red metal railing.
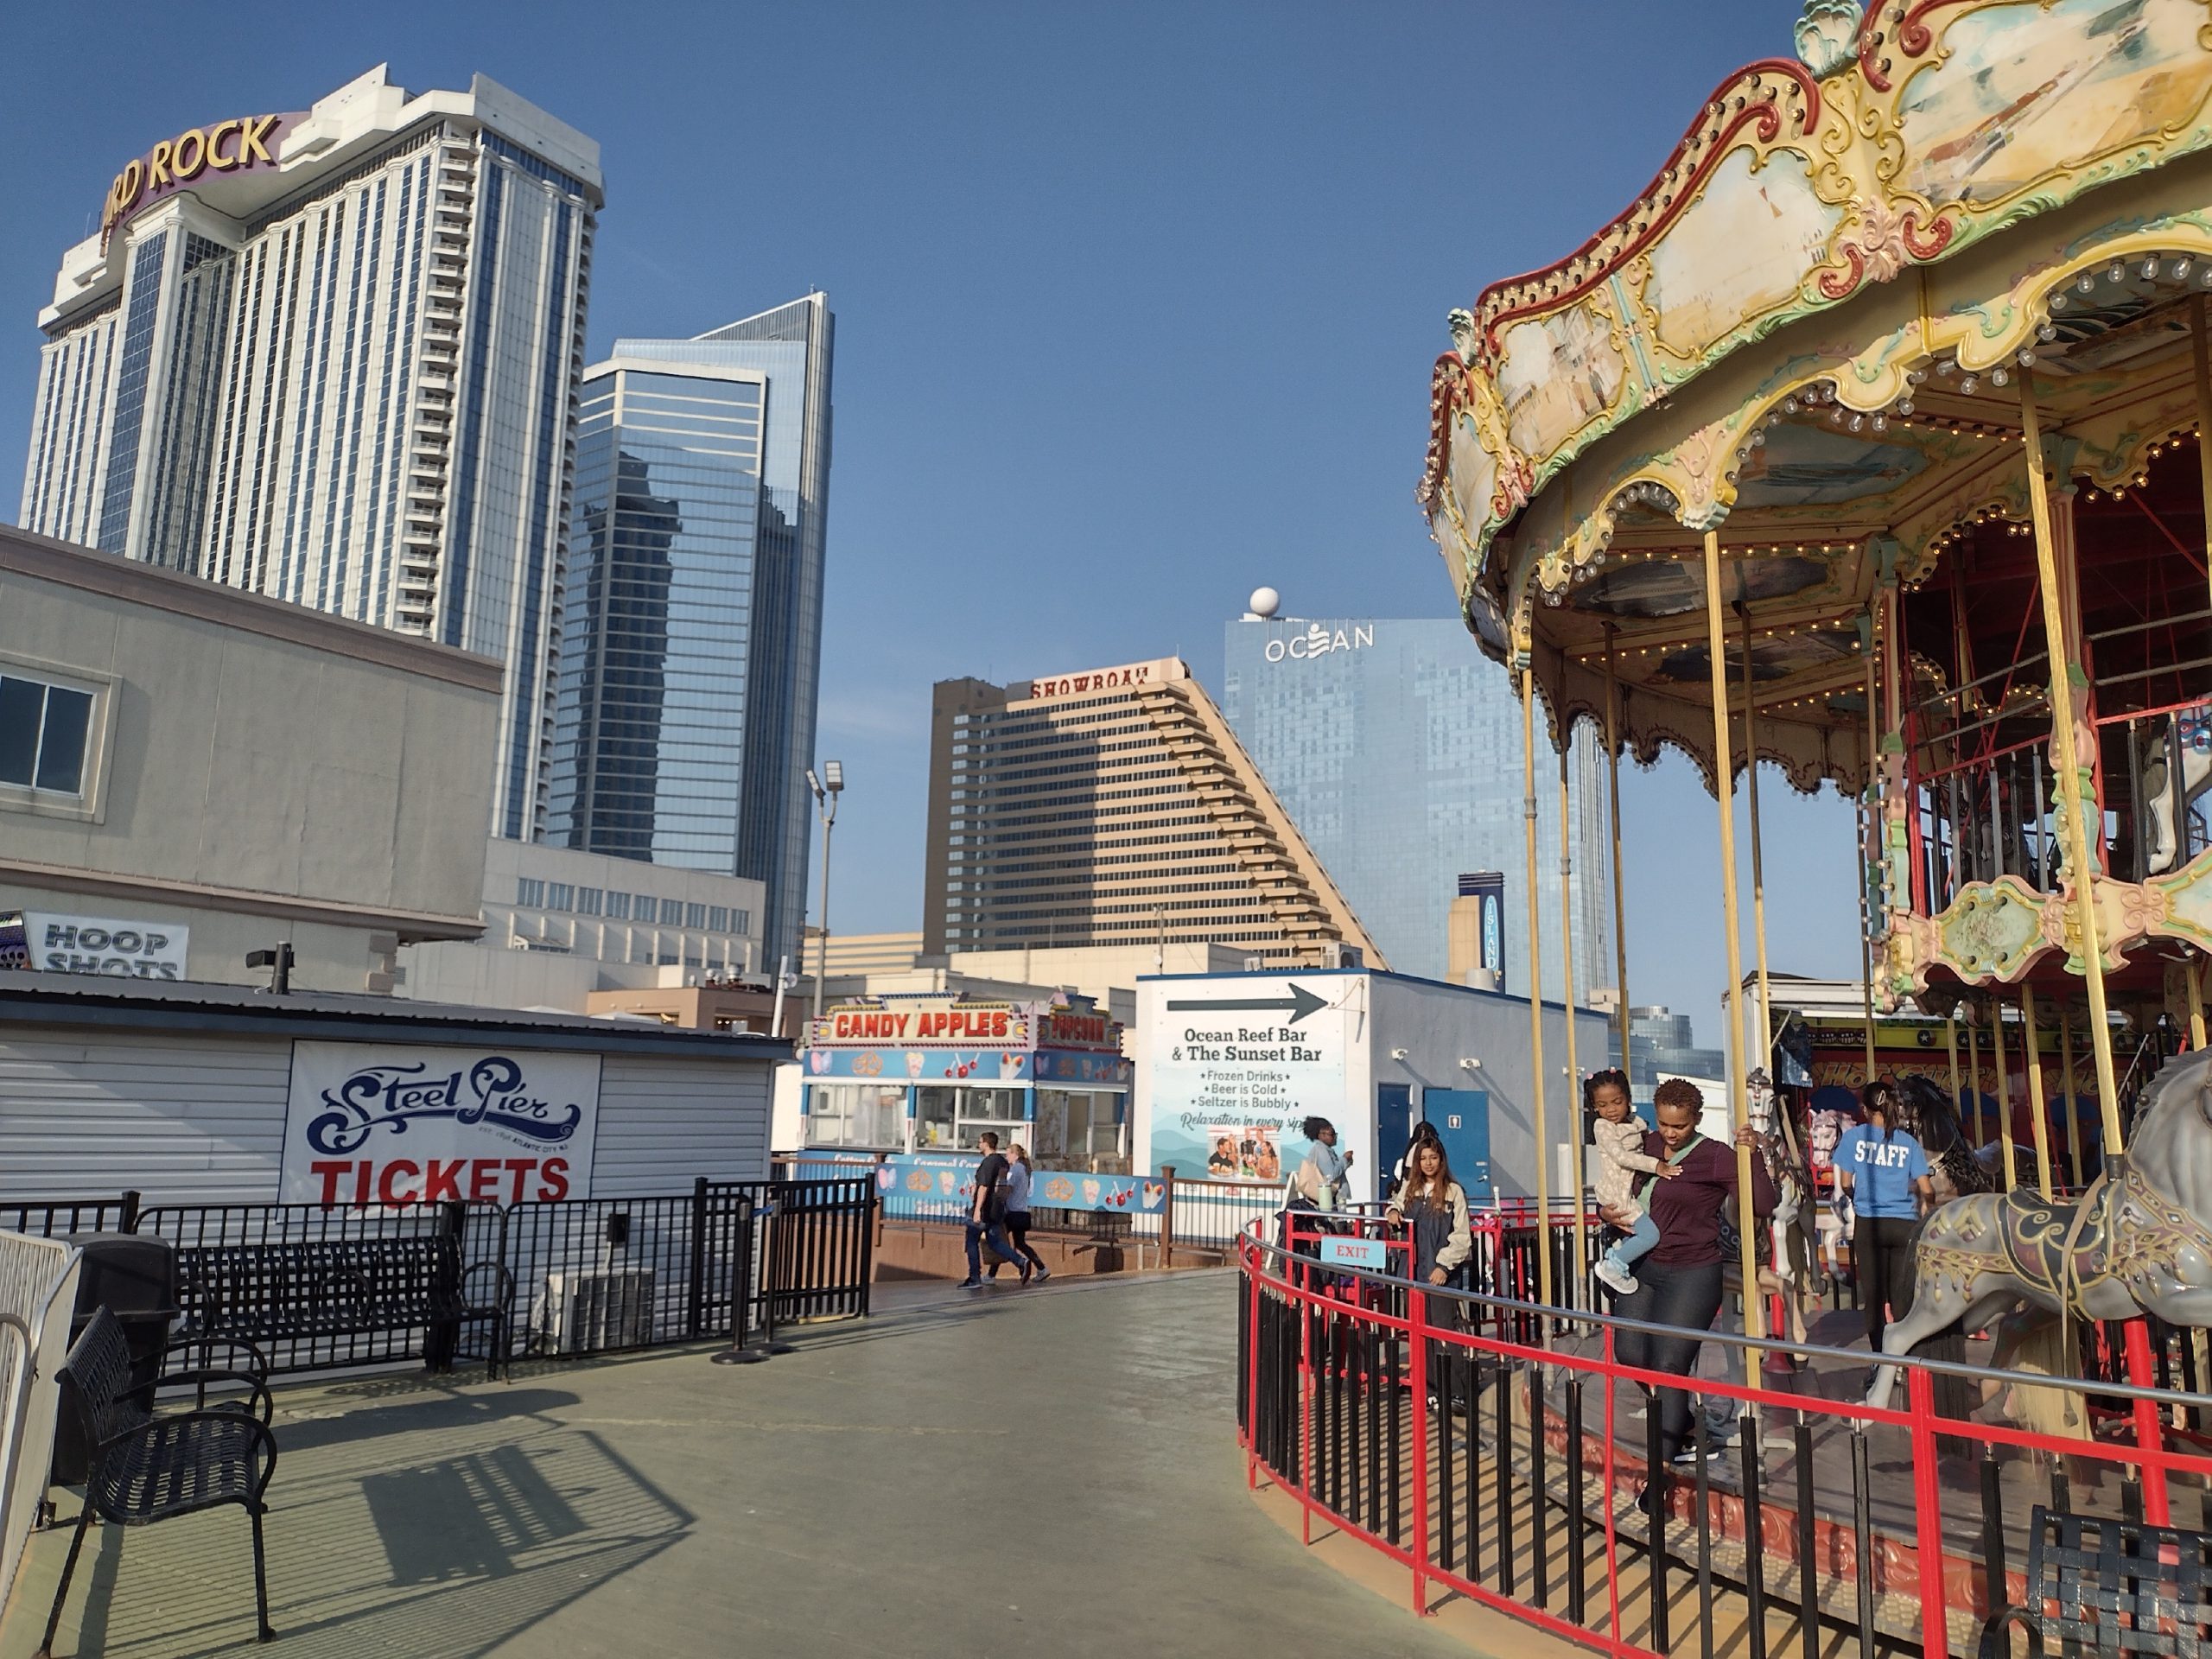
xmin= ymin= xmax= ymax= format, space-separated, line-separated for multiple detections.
xmin=1238 ymin=1213 xmax=2212 ymax=1658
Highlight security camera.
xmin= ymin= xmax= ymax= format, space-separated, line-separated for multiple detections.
xmin=1459 ymin=1058 xmax=1482 ymax=1071
xmin=1389 ymin=1047 xmax=1409 ymax=1061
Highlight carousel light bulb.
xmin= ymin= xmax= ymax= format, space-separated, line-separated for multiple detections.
xmin=1783 ymin=397 xmax=1800 ymax=415
xmin=2018 ymin=350 xmax=2036 ymax=365
xmin=2177 ymin=258 xmax=2195 ymax=281
xmin=1961 ymin=375 xmax=1979 ymax=394
xmin=2050 ymin=292 xmax=2069 ymax=309
xmin=2037 ymin=323 xmax=2057 ymax=341
xmin=2107 ymin=261 xmax=2126 ymax=283
xmin=1751 ymin=429 xmax=1765 ymax=448
xmin=2144 ymin=257 xmax=2160 ymax=279
xmin=2200 ymin=268 xmax=2212 ymax=287
xmin=2078 ymin=273 xmax=2095 ymax=292
xmin=1937 ymin=359 xmax=1956 ymax=374
xmin=1991 ymin=367 xmax=2009 ymax=387
xmin=1872 ymin=414 xmax=1888 ymax=432
xmin=1831 ymin=407 xmax=1847 ymax=424
xmin=1849 ymin=413 xmax=1865 ymax=432
xmin=1898 ymin=398 xmax=1915 ymax=415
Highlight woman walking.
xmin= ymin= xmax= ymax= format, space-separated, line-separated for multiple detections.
xmin=1598 ymin=1077 xmax=1776 ymax=1497
xmin=988 ymin=1143 xmax=1052 ymax=1284
xmin=1834 ymin=1080 xmax=1931 ymax=1355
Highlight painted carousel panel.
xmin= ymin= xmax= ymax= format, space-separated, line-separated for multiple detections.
xmin=1645 ymin=149 xmax=1845 ymax=363
xmin=1494 ymin=297 xmax=1630 ymax=461
xmin=1897 ymin=0 xmax=2212 ymax=211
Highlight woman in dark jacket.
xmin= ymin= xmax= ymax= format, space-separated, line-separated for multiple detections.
xmin=1598 ymin=1077 xmax=1777 ymax=1489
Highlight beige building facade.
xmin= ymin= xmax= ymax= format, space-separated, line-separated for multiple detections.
xmin=0 ymin=525 xmax=498 ymax=993
xmin=925 ymin=658 xmax=1381 ymax=969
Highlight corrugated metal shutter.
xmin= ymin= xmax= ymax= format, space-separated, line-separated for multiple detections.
xmin=590 ymin=1055 xmax=769 ymax=1194
xmin=0 ymin=1031 xmax=292 ymax=1204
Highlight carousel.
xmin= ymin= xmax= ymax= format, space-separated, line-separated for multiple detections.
xmin=1423 ymin=0 xmax=2212 ymax=1448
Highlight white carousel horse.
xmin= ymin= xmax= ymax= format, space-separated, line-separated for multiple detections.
xmin=1747 ymin=1070 xmax=1821 ymax=1310
xmin=2143 ymin=706 xmax=2212 ymax=875
xmin=1866 ymin=1046 xmax=2212 ymax=1409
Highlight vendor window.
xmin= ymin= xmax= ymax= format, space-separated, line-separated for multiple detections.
xmin=807 ymin=1084 xmax=904 ymax=1148
xmin=916 ymin=1085 xmax=1026 ymax=1150
xmin=1038 ymin=1090 xmax=1127 ymax=1161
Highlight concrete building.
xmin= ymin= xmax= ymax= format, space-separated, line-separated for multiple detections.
xmin=18 ymin=65 xmax=601 ymax=841
xmin=548 ymin=297 xmax=835 ymax=971
xmin=0 ymin=524 xmax=496 ymax=993
xmin=925 ymin=658 xmax=1381 ymax=969
xmin=1223 ymin=610 xmax=1612 ymax=995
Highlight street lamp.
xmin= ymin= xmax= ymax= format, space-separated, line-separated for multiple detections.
xmin=806 ymin=761 xmax=844 ymax=1029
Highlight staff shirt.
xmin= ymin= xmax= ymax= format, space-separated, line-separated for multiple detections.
xmin=1834 ymin=1125 xmax=1929 ymax=1219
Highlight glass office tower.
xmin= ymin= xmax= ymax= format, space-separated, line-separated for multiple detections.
xmin=545 ymin=295 xmax=834 ymax=972
xmin=1222 ymin=614 xmax=1613 ymax=1001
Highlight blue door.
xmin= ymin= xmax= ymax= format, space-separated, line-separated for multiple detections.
xmin=1421 ymin=1089 xmax=1493 ymax=1201
xmin=1376 ymin=1084 xmax=1414 ymax=1191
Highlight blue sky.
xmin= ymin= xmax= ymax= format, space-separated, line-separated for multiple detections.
xmin=0 ymin=2 xmax=1865 ymax=1045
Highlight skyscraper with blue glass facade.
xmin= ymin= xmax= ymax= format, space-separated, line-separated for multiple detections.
xmin=18 ymin=67 xmax=600 ymax=842
xmin=1222 ymin=613 xmax=1613 ymax=1001
xmin=545 ymin=296 xmax=835 ymax=974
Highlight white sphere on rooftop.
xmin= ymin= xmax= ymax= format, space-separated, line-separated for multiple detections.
xmin=1249 ymin=587 xmax=1281 ymax=619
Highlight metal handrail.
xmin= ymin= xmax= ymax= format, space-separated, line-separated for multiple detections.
xmin=1249 ymin=1217 xmax=2212 ymax=1411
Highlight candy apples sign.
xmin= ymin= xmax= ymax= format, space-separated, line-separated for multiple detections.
xmin=280 ymin=1042 xmax=601 ymax=1205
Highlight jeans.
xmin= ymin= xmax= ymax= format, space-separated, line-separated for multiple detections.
xmin=1603 ymin=1212 xmax=1662 ymax=1274
xmin=1613 ymin=1258 xmax=1725 ymax=1466
xmin=1855 ymin=1215 xmax=1919 ymax=1354
xmin=965 ymin=1216 xmax=1026 ymax=1280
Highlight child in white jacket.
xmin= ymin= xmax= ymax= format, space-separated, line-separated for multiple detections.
xmin=1586 ymin=1069 xmax=1676 ymax=1295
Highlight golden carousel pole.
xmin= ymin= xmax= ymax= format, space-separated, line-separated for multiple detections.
xmin=2020 ymin=374 xmax=2125 ymax=1155
xmin=2190 ymin=294 xmax=2212 ymax=1052
xmin=2022 ymin=985 xmax=2056 ymax=1198
xmin=1702 ymin=530 xmax=1767 ymax=1357
xmin=1992 ymin=998 xmax=2020 ymax=1192
xmin=1739 ymin=606 xmax=1776 ymax=1078
xmin=1963 ymin=1007 xmax=1983 ymax=1146
xmin=1557 ymin=725 xmax=1590 ymax=1310
xmin=1945 ymin=1012 xmax=1963 ymax=1120
xmin=2023 ymin=368 xmax=2158 ymax=1517
xmin=2060 ymin=1002 xmax=2084 ymax=1188
xmin=1519 ymin=654 xmax=1554 ymax=1323
xmin=1862 ymin=621 xmax=1882 ymax=1086
xmin=1605 ymin=627 xmax=1633 ymax=1070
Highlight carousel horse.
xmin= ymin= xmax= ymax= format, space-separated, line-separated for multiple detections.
xmin=1746 ymin=1070 xmax=1819 ymax=1293
xmin=1866 ymin=1046 xmax=2212 ymax=1410
xmin=2143 ymin=704 xmax=2212 ymax=875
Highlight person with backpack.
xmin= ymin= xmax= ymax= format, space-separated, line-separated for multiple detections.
xmin=959 ymin=1131 xmax=1032 ymax=1288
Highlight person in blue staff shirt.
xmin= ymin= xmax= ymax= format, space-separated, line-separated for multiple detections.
xmin=959 ymin=1132 xmax=1032 ymax=1289
xmin=1833 ymin=1079 xmax=1933 ymax=1357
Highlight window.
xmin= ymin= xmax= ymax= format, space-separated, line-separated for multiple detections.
xmin=604 ymin=891 xmax=631 ymax=920
xmin=546 ymin=883 xmax=575 ymax=912
xmin=917 ymin=1085 xmax=1026 ymax=1151
xmin=516 ymin=877 xmax=545 ymax=907
xmin=684 ymin=903 xmax=708 ymax=929
xmin=808 ymin=1084 xmax=905 ymax=1149
xmin=0 ymin=675 xmax=95 ymax=796
xmin=708 ymin=906 xmax=729 ymax=932
xmin=575 ymin=887 xmax=603 ymax=916
xmin=732 ymin=909 xmax=751 ymax=934
xmin=635 ymin=895 xmax=663 ymax=924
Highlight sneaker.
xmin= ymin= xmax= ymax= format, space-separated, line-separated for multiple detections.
xmin=1672 ymin=1440 xmax=1729 ymax=1468
xmin=1593 ymin=1258 xmax=1639 ymax=1296
xmin=1019 ymin=1264 xmax=1033 ymax=1287
xmin=957 ymin=1278 xmax=983 ymax=1290
xmin=1033 ymin=1266 xmax=1051 ymax=1283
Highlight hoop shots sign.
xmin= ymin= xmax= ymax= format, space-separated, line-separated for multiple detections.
xmin=281 ymin=1042 xmax=601 ymax=1205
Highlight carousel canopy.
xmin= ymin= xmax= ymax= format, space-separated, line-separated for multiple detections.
xmin=1422 ymin=0 xmax=2212 ymax=797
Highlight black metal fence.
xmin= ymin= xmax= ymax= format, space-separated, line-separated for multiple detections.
xmin=3 ymin=1177 xmax=874 ymax=1378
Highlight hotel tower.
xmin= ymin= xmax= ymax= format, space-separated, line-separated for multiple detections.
xmin=18 ymin=66 xmax=601 ymax=840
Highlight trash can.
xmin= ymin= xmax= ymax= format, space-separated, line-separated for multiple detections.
xmin=49 ymin=1232 xmax=176 ymax=1485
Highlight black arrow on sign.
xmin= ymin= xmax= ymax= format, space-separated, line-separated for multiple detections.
xmin=1166 ymin=983 xmax=1328 ymax=1026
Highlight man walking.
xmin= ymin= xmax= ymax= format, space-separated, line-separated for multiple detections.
xmin=962 ymin=1131 xmax=1030 ymax=1288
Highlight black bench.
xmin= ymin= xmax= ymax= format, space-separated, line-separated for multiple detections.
xmin=1980 ymin=1504 xmax=2212 ymax=1658
xmin=38 ymin=1307 xmax=278 ymax=1657
xmin=171 ymin=1232 xmax=511 ymax=1379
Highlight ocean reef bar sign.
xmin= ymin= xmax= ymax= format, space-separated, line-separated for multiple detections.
xmin=280 ymin=1041 xmax=601 ymax=1205
xmin=102 ymin=113 xmax=298 ymax=244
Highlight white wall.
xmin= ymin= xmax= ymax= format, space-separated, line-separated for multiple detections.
xmin=1368 ymin=973 xmax=1611 ymax=1202
xmin=0 ymin=1025 xmax=775 ymax=1204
